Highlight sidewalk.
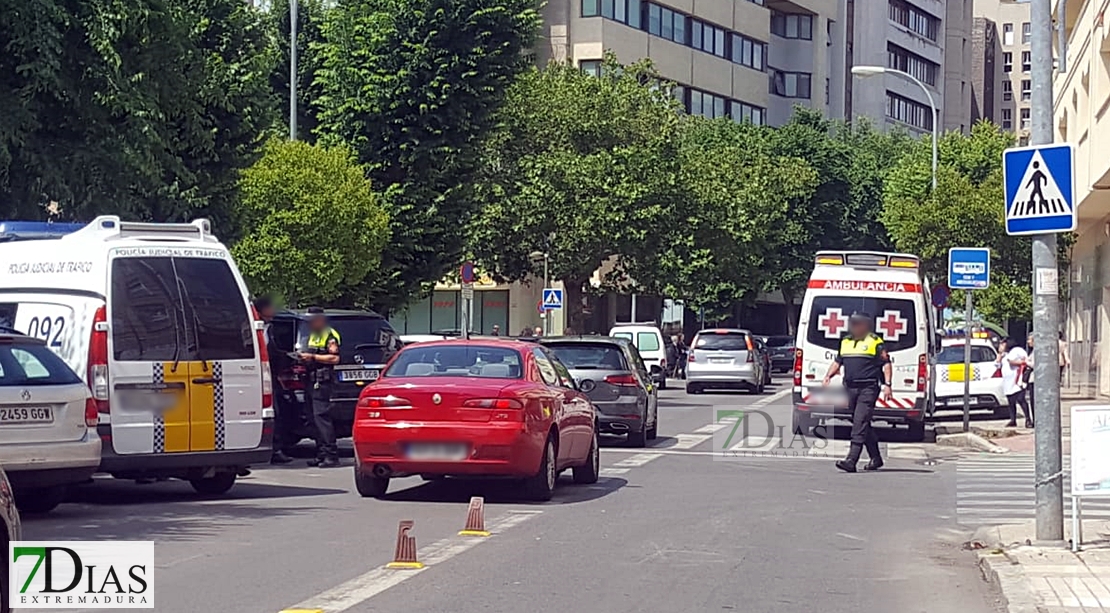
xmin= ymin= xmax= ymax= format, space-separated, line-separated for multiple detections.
xmin=936 ymin=395 xmax=1097 ymax=454
xmin=975 ymin=521 xmax=1110 ymax=612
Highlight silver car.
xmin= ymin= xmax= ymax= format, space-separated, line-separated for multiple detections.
xmin=541 ymin=336 xmax=659 ymax=446
xmin=686 ymin=329 xmax=767 ymax=394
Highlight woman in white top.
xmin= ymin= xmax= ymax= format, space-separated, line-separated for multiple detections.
xmin=996 ymin=337 xmax=1032 ymax=428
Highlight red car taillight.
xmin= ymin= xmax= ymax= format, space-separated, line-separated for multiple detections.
xmin=359 ymin=395 xmax=411 ymax=409
xmin=604 ymin=374 xmax=639 ymax=387
xmin=84 ymin=397 xmax=98 ymax=428
xmin=88 ymin=305 xmax=109 ymax=415
xmin=917 ymin=354 xmax=928 ymax=392
xmin=251 ymin=306 xmax=272 ymax=410
xmin=688 ymin=351 xmax=696 ymax=363
xmin=793 ymin=348 xmax=803 ymax=387
xmin=463 ymin=398 xmax=524 ymax=409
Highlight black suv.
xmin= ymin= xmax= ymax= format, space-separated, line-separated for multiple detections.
xmin=270 ymin=309 xmax=402 ymax=445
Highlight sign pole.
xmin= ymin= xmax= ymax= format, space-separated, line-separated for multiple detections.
xmin=1031 ymin=0 xmax=1064 ymax=543
xmin=963 ymin=291 xmax=973 ymax=433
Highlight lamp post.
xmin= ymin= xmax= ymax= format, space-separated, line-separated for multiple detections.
xmin=851 ymin=65 xmax=937 ymax=192
xmin=529 ymin=251 xmax=550 ymax=335
xmin=289 ymin=0 xmax=298 ymax=140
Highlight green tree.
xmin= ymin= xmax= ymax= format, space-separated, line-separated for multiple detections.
xmin=468 ymin=57 xmax=684 ymax=330
xmin=315 ymin=0 xmax=540 ymax=310
xmin=0 ymin=0 xmax=277 ymax=232
xmin=881 ymin=121 xmax=1048 ymax=322
xmin=232 ymin=139 xmax=390 ymax=305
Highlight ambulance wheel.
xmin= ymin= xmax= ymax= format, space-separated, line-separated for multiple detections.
xmin=792 ymin=410 xmax=812 ymax=435
xmin=908 ymin=420 xmax=927 ymax=442
xmin=190 ymin=472 xmax=237 ymax=495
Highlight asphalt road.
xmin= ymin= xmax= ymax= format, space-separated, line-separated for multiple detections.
xmin=22 ymin=377 xmax=1004 ymax=613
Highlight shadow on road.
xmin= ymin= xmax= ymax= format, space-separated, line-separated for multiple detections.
xmin=376 ymin=473 xmax=626 ymax=506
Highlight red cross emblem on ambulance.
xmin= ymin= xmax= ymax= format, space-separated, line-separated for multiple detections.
xmin=877 ymin=310 xmax=908 ymax=342
xmin=817 ymin=308 xmax=848 ymax=339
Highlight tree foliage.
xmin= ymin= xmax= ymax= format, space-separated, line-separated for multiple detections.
xmin=468 ymin=57 xmax=685 ymax=330
xmin=0 ymin=0 xmax=277 ymax=232
xmin=232 ymin=139 xmax=389 ymax=306
xmin=315 ymin=0 xmax=541 ymax=310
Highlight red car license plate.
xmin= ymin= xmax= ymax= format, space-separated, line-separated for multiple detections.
xmin=406 ymin=443 xmax=468 ymax=461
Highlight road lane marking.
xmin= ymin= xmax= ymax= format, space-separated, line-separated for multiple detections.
xmin=599 ymin=467 xmax=630 ymax=477
xmin=669 ymin=434 xmax=712 ymax=450
xmin=282 ymin=510 xmax=541 ymax=613
xmin=693 ymin=423 xmax=729 ymax=434
xmin=612 ymin=452 xmax=664 ymax=467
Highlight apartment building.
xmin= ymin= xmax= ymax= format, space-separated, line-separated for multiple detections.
xmin=1054 ymin=0 xmax=1110 ymax=397
xmin=969 ymin=0 xmax=1033 ymax=139
xmin=539 ymin=0 xmax=845 ymax=126
xmin=845 ymin=0 xmax=968 ymax=134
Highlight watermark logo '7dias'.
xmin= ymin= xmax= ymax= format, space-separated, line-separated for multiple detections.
xmin=713 ymin=409 xmax=832 ymax=459
xmin=10 ymin=541 xmax=154 ymax=609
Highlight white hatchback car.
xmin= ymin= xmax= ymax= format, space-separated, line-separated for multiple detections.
xmin=933 ymin=339 xmax=1007 ymax=418
xmin=0 ymin=331 xmax=100 ymax=513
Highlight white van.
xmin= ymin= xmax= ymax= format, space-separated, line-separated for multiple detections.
xmin=791 ymin=251 xmax=939 ymax=441
xmin=0 ymin=217 xmax=273 ymax=494
xmin=609 ymin=323 xmax=672 ymax=389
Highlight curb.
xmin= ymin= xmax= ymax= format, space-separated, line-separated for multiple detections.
xmin=935 ymin=431 xmax=1009 ymax=453
xmin=977 ymin=552 xmax=1044 ymax=613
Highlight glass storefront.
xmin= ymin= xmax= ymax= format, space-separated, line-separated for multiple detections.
xmin=390 ymin=290 xmax=509 ymax=336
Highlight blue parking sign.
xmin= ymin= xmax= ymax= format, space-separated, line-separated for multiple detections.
xmin=948 ymin=248 xmax=990 ymax=290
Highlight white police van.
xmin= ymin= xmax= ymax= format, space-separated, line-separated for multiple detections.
xmin=0 ymin=217 xmax=273 ymax=494
xmin=791 ymin=251 xmax=940 ymax=441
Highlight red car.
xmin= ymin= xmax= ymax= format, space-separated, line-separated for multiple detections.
xmin=351 ymin=339 xmax=600 ymax=501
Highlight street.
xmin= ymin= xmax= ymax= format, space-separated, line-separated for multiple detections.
xmin=20 ymin=378 xmax=1004 ymax=613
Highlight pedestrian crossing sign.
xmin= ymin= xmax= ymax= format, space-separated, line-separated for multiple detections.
xmin=1002 ymin=143 xmax=1076 ymax=236
xmin=542 ymin=288 xmax=563 ymax=310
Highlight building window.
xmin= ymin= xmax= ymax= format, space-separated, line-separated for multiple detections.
xmin=583 ymin=0 xmax=599 ymax=16
xmin=1021 ymin=79 xmax=1031 ymax=101
xmin=827 ymin=19 xmax=833 ymax=46
xmin=1002 ymin=80 xmax=1013 ymax=101
xmin=1020 ymin=107 xmax=1030 ymax=130
xmin=731 ymin=33 xmax=767 ymax=71
xmin=1022 ymin=22 xmax=1031 ymax=44
xmin=579 ymin=60 xmax=603 ymax=76
xmin=731 ymin=101 xmax=766 ymax=125
xmin=1022 ymin=50 xmax=1031 ymax=71
xmin=1003 ymin=22 xmax=1014 ymax=46
xmin=688 ymin=89 xmax=728 ymax=119
xmin=771 ymin=11 xmax=814 ymax=40
xmin=1002 ymin=108 xmax=1012 ymax=130
xmin=1003 ymin=52 xmax=1013 ymax=73
xmin=887 ymin=43 xmax=939 ymax=86
xmin=770 ymin=68 xmax=812 ymax=98
xmin=584 ymin=0 xmax=642 ymax=27
xmin=886 ymin=91 xmax=933 ymax=130
xmin=888 ymin=0 xmax=940 ymax=42
xmin=678 ymin=84 xmax=764 ymax=125
xmin=691 ymin=18 xmax=727 ymax=57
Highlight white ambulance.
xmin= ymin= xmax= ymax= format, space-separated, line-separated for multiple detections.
xmin=791 ymin=251 xmax=939 ymax=441
xmin=0 ymin=217 xmax=273 ymax=494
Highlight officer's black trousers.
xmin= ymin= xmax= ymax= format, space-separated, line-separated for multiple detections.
xmin=846 ymin=386 xmax=881 ymax=460
xmin=309 ymin=385 xmax=339 ymax=459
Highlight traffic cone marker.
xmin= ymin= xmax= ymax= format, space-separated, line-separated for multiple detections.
xmin=458 ymin=496 xmax=490 ymax=536
xmin=386 ymin=520 xmax=424 ymax=569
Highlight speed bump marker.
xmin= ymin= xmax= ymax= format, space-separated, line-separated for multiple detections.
xmin=458 ymin=496 xmax=491 ymax=537
xmin=386 ymin=520 xmax=424 ymax=569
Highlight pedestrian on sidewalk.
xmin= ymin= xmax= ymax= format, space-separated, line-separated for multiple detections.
xmin=1059 ymin=331 xmax=1071 ymax=382
xmin=998 ymin=336 xmax=1032 ymax=428
xmin=821 ymin=312 xmax=890 ymax=473
xmin=1024 ymin=336 xmax=1036 ymax=425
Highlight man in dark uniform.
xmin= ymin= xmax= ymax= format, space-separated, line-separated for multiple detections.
xmin=821 ymin=312 xmax=893 ymax=473
xmin=254 ymin=296 xmax=294 ymax=465
xmin=300 ymin=307 xmax=342 ymax=468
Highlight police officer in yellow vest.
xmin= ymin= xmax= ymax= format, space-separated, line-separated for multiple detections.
xmin=299 ymin=307 xmax=342 ymax=468
xmin=822 ymin=312 xmax=893 ymax=473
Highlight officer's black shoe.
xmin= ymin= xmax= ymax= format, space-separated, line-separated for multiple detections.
xmin=863 ymin=457 xmax=884 ymax=471
xmin=307 ymin=457 xmax=324 ymax=467
xmin=319 ymin=457 xmax=341 ymax=468
xmin=271 ymin=451 xmax=293 ymax=465
xmin=835 ymin=460 xmax=857 ymax=473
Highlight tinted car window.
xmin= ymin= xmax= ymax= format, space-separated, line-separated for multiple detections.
xmin=937 ymin=346 xmax=997 ymax=364
xmin=0 ymin=343 xmax=81 ymax=386
xmin=695 ymin=333 xmax=749 ymax=351
xmin=807 ymin=297 xmax=918 ymax=353
xmin=111 ymin=257 xmax=253 ymax=361
xmin=302 ymin=316 xmax=398 ymax=365
xmin=765 ymin=336 xmax=794 ymax=347
xmin=545 ymin=343 xmax=628 ymax=370
xmin=384 ymin=345 xmax=523 ymax=378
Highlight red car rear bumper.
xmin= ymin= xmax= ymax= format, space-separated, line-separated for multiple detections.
xmin=353 ymin=421 xmax=545 ymax=478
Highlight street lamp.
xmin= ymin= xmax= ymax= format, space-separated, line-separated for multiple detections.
xmin=290 ymin=0 xmax=298 ymax=141
xmin=851 ymin=65 xmax=937 ymax=192
xmin=529 ymin=251 xmax=550 ymax=335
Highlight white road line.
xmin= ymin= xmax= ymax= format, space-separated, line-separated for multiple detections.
xmin=669 ymin=434 xmax=713 ymax=450
xmin=693 ymin=423 xmax=729 ymax=434
xmin=750 ymin=387 xmax=792 ymax=408
xmin=599 ymin=467 xmax=631 ymax=477
xmin=283 ymin=511 xmax=541 ymax=613
xmin=612 ymin=452 xmax=664 ymax=467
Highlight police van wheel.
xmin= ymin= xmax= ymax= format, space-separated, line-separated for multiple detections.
xmin=355 ymin=467 xmax=390 ymax=498
xmin=190 ymin=472 xmax=237 ymax=496
xmin=907 ymin=420 xmax=927 ymax=442
xmin=792 ymin=410 xmax=812 ymax=435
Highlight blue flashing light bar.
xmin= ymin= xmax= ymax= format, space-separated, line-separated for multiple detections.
xmin=0 ymin=221 xmax=87 ymax=241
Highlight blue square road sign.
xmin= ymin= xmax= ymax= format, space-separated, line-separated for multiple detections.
xmin=948 ymin=248 xmax=991 ymax=290
xmin=1002 ymin=143 xmax=1076 ymax=236
xmin=542 ymin=288 xmax=563 ymax=310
